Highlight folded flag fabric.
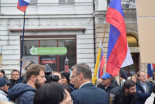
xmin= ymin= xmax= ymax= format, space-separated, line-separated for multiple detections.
xmin=17 ymin=0 xmax=30 ymax=12
xmin=106 ymin=0 xmax=133 ymax=76
xmin=92 ymin=42 xmax=105 ymax=85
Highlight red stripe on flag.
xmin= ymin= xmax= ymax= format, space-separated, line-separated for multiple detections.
xmin=106 ymin=7 xmax=127 ymax=76
xmin=99 ymin=56 xmax=105 ymax=77
xmin=17 ymin=2 xmax=27 ymax=12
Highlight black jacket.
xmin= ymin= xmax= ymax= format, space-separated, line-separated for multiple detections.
xmin=109 ymin=86 xmax=137 ymax=104
xmin=9 ymin=79 xmax=21 ymax=89
xmin=97 ymin=83 xmax=116 ymax=93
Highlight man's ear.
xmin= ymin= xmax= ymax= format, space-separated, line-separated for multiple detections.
xmin=79 ymin=73 xmax=83 ymax=80
xmin=31 ymin=75 xmax=36 ymax=82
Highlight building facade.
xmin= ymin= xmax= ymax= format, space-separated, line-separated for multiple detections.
xmin=94 ymin=0 xmax=147 ymax=76
xmin=0 ymin=0 xmax=95 ymax=77
xmin=0 ymin=0 xmax=148 ymax=77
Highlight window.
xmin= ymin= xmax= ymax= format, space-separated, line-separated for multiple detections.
xmin=59 ymin=0 xmax=74 ymax=4
xmin=22 ymin=36 xmax=76 ymax=72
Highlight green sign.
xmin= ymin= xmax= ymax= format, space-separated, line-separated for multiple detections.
xmin=30 ymin=46 xmax=67 ymax=55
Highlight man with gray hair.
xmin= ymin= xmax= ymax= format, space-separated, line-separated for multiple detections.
xmin=70 ymin=63 xmax=108 ymax=104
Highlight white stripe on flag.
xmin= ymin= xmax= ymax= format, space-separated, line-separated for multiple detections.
xmin=24 ymin=0 xmax=31 ymax=3
xmin=121 ymin=46 xmax=133 ymax=68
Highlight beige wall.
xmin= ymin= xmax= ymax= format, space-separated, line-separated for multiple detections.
xmin=136 ymin=0 xmax=155 ymax=63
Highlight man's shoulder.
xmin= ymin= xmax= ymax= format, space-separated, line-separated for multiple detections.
xmin=71 ymin=84 xmax=107 ymax=95
xmin=0 ymin=90 xmax=8 ymax=101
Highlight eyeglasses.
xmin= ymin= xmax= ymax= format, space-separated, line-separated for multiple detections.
xmin=70 ymin=73 xmax=79 ymax=79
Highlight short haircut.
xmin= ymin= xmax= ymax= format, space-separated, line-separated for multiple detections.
xmin=137 ymin=71 xmax=145 ymax=77
xmin=26 ymin=64 xmax=45 ymax=81
xmin=0 ymin=70 xmax=5 ymax=75
xmin=34 ymin=82 xmax=67 ymax=104
xmin=11 ymin=70 xmax=19 ymax=75
xmin=72 ymin=63 xmax=92 ymax=79
xmin=124 ymin=80 xmax=136 ymax=89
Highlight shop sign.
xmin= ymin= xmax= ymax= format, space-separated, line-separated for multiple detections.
xmin=30 ymin=46 xmax=67 ymax=55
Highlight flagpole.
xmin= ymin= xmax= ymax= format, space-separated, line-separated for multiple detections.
xmin=20 ymin=11 xmax=26 ymax=81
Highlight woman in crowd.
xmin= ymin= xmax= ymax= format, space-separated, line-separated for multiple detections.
xmin=130 ymin=74 xmax=137 ymax=83
xmin=61 ymin=72 xmax=75 ymax=92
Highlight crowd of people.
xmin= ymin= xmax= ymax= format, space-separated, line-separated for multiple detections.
xmin=0 ymin=62 xmax=155 ymax=104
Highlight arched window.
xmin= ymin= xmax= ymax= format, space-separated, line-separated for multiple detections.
xmin=127 ymin=34 xmax=138 ymax=47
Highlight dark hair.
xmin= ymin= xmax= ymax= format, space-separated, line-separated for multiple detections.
xmin=124 ymin=80 xmax=136 ymax=89
xmin=72 ymin=63 xmax=92 ymax=79
xmin=26 ymin=64 xmax=45 ymax=81
xmin=34 ymin=82 xmax=67 ymax=104
xmin=11 ymin=70 xmax=19 ymax=75
xmin=61 ymin=72 xmax=70 ymax=85
xmin=0 ymin=70 xmax=5 ymax=75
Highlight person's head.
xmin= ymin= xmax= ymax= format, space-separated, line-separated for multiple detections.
xmin=11 ymin=70 xmax=20 ymax=80
xmin=61 ymin=72 xmax=70 ymax=85
xmin=124 ymin=80 xmax=136 ymax=96
xmin=101 ymin=73 xmax=111 ymax=86
xmin=137 ymin=71 xmax=146 ymax=82
xmin=53 ymin=71 xmax=62 ymax=83
xmin=130 ymin=74 xmax=137 ymax=83
xmin=34 ymin=82 xmax=73 ymax=104
xmin=0 ymin=70 xmax=5 ymax=78
xmin=70 ymin=63 xmax=92 ymax=89
xmin=26 ymin=64 xmax=46 ymax=89
xmin=0 ymin=78 xmax=9 ymax=92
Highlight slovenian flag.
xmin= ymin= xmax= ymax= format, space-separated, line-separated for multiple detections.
xmin=147 ymin=64 xmax=155 ymax=78
xmin=106 ymin=0 xmax=133 ymax=76
xmin=92 ymin=42 xmax=105 ymax=85
xmin=17 ymin=0 xmax=30 ymax=12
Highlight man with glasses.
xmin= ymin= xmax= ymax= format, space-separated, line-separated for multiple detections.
xmin=9 ymin=70 xmax=20 ymax=89
xmin=136 ymin=71 xmax=153 ymax=104
xmin=9 ymin=64 xmax=46 ymax=104
xmin=70 ymin=63 xmax=108 ymax=104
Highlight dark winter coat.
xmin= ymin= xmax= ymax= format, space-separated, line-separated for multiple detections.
xmin=109 ymin=86 xmax=137 ymax=104
xmin=136 ymin=81 xmax=153 ymax=104
xmin=9 ymin=83 xmax=36 ymax=104
xmin=71 ymin=83 xmax=108 ymax=104
xmin=9 ymin=79 xmax=21 ymax=89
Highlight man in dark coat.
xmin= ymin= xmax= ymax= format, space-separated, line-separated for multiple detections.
xmin=70 ymin=63 xmax=108 ymax=104
xmin=9 ymin=64 xmax=46 ymax=104
xmin=97 ymin=72 xmax=116 ymax=95
xmin=136 ymin=71 xmax=153 ymax=104
xmin=110 ymin=80 xmax=137 ymax=104
xmin=9 ymin=70 xmax=21 ymax=89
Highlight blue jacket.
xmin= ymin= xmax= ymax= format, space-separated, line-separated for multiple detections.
xmin=71 ymin=83 xmax=108 ymax=104
xmin=9 ymin=83 xmax=36 ymax=104
xmin=136 ymin=81 xmax=153 ymax=104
